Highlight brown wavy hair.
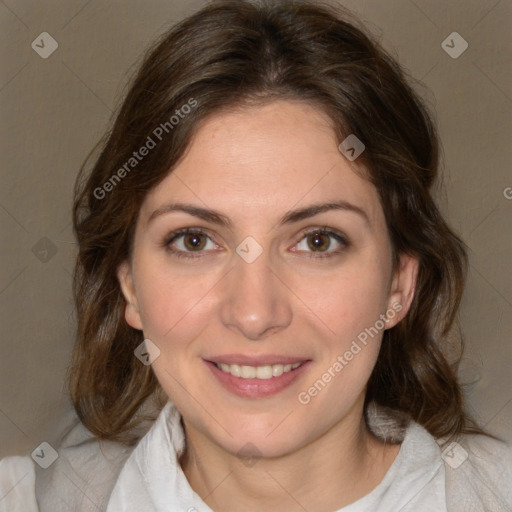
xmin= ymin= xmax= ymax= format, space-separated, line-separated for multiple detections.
xmin=68 ymin=0 xmax=492 ymax=446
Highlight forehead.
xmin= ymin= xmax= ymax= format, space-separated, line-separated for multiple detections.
xmin=141 ymin=100 xmax=383 ymax=226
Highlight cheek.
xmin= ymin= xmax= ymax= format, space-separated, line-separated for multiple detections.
xmin=296 ymin=266 xmax=388 ymax=411
xmin=135 ymin=265 xmax=218 ymax=404
xmin=290 ymin=257 xmax=390 ymax=339
xmin=134 ymin=261 xmax=218 ymax=345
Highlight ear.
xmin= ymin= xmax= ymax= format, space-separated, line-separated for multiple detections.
xmin=117 ymin=260 xmax=143 ymax=330
xmin=385 ymin=253 xmax=419 ymax=329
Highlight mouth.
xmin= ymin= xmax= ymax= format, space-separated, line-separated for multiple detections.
xmin=204 ymin=356 xmax=311 ymax=398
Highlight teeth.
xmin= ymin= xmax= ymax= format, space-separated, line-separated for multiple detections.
xmin=241 ymin=365 xmax=256 ymax=378
xmin=216 ymin=362 xmax=301 ymax=379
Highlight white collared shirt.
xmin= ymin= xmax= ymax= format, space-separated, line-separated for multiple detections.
xmin=1 ymin=401 xmax=511 ymax=511
xmin=105 ymin=402 xmax=449 ymax=512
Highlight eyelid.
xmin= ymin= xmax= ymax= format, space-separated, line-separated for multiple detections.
xmin=292 ymin=226 xmax=349 ymax=246
xmin=164 ymin=227 xmax=216 ymax=245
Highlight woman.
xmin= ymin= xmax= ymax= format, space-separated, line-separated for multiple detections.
xmin=1 ymin=1 xmax=511 ymax=510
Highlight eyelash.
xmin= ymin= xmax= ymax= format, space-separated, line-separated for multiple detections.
xmin=162 ymin=227 xmax=350 ymax=260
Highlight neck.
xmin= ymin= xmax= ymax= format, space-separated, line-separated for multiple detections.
xmin=179 ymin=398 xmax=400 ymax=512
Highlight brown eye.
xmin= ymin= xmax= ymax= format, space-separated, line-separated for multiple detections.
xmin=307 ymin=232 xmax=331 ymax=251
xmin=183 ymin=233 xmax=207 ymax=251
xmin=165 ymin=229 xmax=217 ymax=256
xmin=293 ymin=229 xmax=348 ymax=258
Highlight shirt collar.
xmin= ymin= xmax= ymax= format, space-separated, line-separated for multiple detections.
xmin=107 ymin=400 xmax=447 ymax=512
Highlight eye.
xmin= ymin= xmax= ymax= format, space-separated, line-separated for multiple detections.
xmin=292 ymin=228 xmax=349 ymax=258
xmin=164 ymin=228 xmax=218 ymax=257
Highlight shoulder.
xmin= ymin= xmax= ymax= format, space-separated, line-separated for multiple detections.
xmin=31 ymin=404 xmax=157 ymax=512
xmin=0 ymin=455 xmax=38 ymax=512
xmin=439 ymin=432 xmax=512 ymax=511
xmin=1 ymin=404 xmax=159 ymax=512
xmin=366 ymin=402 xmax=512 ymax=510
xmin=0 ymin=427 xmax=135 ymax=512
xmin=34 ymin=413 xmax=138 ymax=511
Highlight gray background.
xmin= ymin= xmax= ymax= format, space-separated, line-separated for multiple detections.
xmin=1 ymin=0 xmax=511 ymax=458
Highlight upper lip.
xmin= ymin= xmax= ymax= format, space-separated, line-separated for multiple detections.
xmin=206 ymin=354 xmax=310 ymax=366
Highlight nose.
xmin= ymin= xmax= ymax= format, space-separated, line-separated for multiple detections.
xmin=219 ymin=250 xmax=293 ymax=341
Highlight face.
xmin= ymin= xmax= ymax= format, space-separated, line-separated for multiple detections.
xmin=117 ymin=99 xmax=418 ymax=459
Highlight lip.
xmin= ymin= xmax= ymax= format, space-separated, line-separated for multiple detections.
xmin=206 ymin=354 xmax=309 ymax=366
xmin=205 ymin=358 xmax=311 ymax=399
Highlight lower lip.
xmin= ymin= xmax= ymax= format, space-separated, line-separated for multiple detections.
xmin=206 ymin=360 xmax=311 ymax=398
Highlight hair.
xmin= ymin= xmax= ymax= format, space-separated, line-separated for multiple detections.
xmin=68 ymin=0 xmax=493 ymax=447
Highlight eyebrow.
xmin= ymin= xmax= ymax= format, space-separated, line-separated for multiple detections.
xmin=147 ymin=200 xmax=370 ymax=228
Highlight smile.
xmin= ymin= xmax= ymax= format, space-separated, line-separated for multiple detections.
xmin=215 ymin=362 xmax=302 ymax=379
xmin=206 ymin=358 xmax=310 ymax=398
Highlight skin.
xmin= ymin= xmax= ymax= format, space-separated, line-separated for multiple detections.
xmin=117 ymin=99 xmax=419 ymax=511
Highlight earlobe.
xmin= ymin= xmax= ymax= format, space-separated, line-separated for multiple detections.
xmin=385 ymin=253 xmax=419 ymax=329
xmin=117 ymin=260 xmax=144 ymax=331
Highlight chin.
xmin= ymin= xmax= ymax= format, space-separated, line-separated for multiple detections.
xmin=206 ymin=414 xmax=313 ymax=460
